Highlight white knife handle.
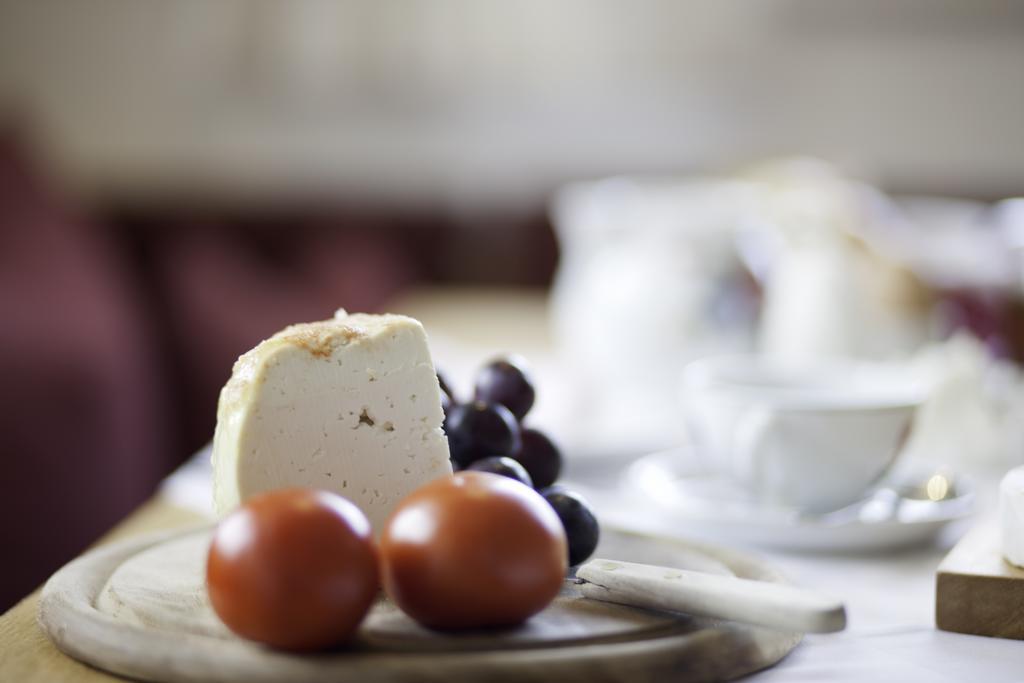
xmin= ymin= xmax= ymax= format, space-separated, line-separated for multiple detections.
xmin=576 ymin=558 xmax=846 ymax=634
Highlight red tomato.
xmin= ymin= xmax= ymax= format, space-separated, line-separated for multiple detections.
xmin=380 ymin=471 xmax=567 ymax=630
xmin=206 ymin=488 xmax=378 ymax=651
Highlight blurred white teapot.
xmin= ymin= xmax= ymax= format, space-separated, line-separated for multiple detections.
xmin=550 ymin=176 xmax=760 ymax=446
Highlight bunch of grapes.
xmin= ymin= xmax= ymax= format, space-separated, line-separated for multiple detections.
xmin=438 ymin=357 xmax=599 ymax=566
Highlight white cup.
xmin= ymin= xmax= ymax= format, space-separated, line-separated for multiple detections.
xmin=681 ymin=356 xmax=925 ymax=512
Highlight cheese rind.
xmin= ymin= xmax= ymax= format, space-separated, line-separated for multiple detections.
xmin=211 ymin=310 xmax=452 ymax=533
xmin=1000 ymin=466 xmax=1024 ymax=568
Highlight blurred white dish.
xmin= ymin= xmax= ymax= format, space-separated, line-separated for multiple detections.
xmin=681 ymin=355 xmax=925 ymax=512
xmin=596 ymin=448 xmax=973 ymax=553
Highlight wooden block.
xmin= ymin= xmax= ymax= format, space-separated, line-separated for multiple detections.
xmin=936 ymin=521 xmax=1024 ymax=639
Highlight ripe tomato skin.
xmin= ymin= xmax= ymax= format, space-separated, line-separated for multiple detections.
xmin=380 ymin=471 xmax=568 ymax=630
xmin=206 ymin=488 xmax=378 ymax=651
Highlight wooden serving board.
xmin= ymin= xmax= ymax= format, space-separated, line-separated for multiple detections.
xmin=39 ymin=526 xmax=801 ymax=683
xmin=936 ymin=521 xmax=1024 ymax=639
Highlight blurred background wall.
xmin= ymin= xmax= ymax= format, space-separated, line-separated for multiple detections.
xmin=2 ymin=1 xmax=1024 ymax=202
xmin=1 ymin=0 xmax=1022 ymax=609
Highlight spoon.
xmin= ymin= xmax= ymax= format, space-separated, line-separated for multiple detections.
xmin=571 ymin=558 xmax=846 ymax=634
xmin=809 ymin=470 xmax=964 ymax=526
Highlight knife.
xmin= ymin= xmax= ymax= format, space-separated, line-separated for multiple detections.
xmin=572 ymin=558 xmax=846 ymax=634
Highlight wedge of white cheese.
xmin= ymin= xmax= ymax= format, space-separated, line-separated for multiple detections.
xmin=211 ymin=309 xmax=452 ymax=533
xmin=1001 ymin=466 xmax=1024 ymax=568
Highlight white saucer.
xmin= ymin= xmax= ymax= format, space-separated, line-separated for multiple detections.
xmin=581 ymin=449 xmax=974 ymax=553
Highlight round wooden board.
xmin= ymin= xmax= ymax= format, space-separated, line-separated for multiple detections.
xmin=38 ymin=526 xmax=801 ymax=682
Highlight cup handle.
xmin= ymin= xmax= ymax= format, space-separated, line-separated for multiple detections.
xmin=731 ymin=405 xmax=777 ymax=486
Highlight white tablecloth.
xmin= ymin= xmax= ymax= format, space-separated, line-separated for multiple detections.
xmin=743 ymin=535 xmax=1024 ymax=682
